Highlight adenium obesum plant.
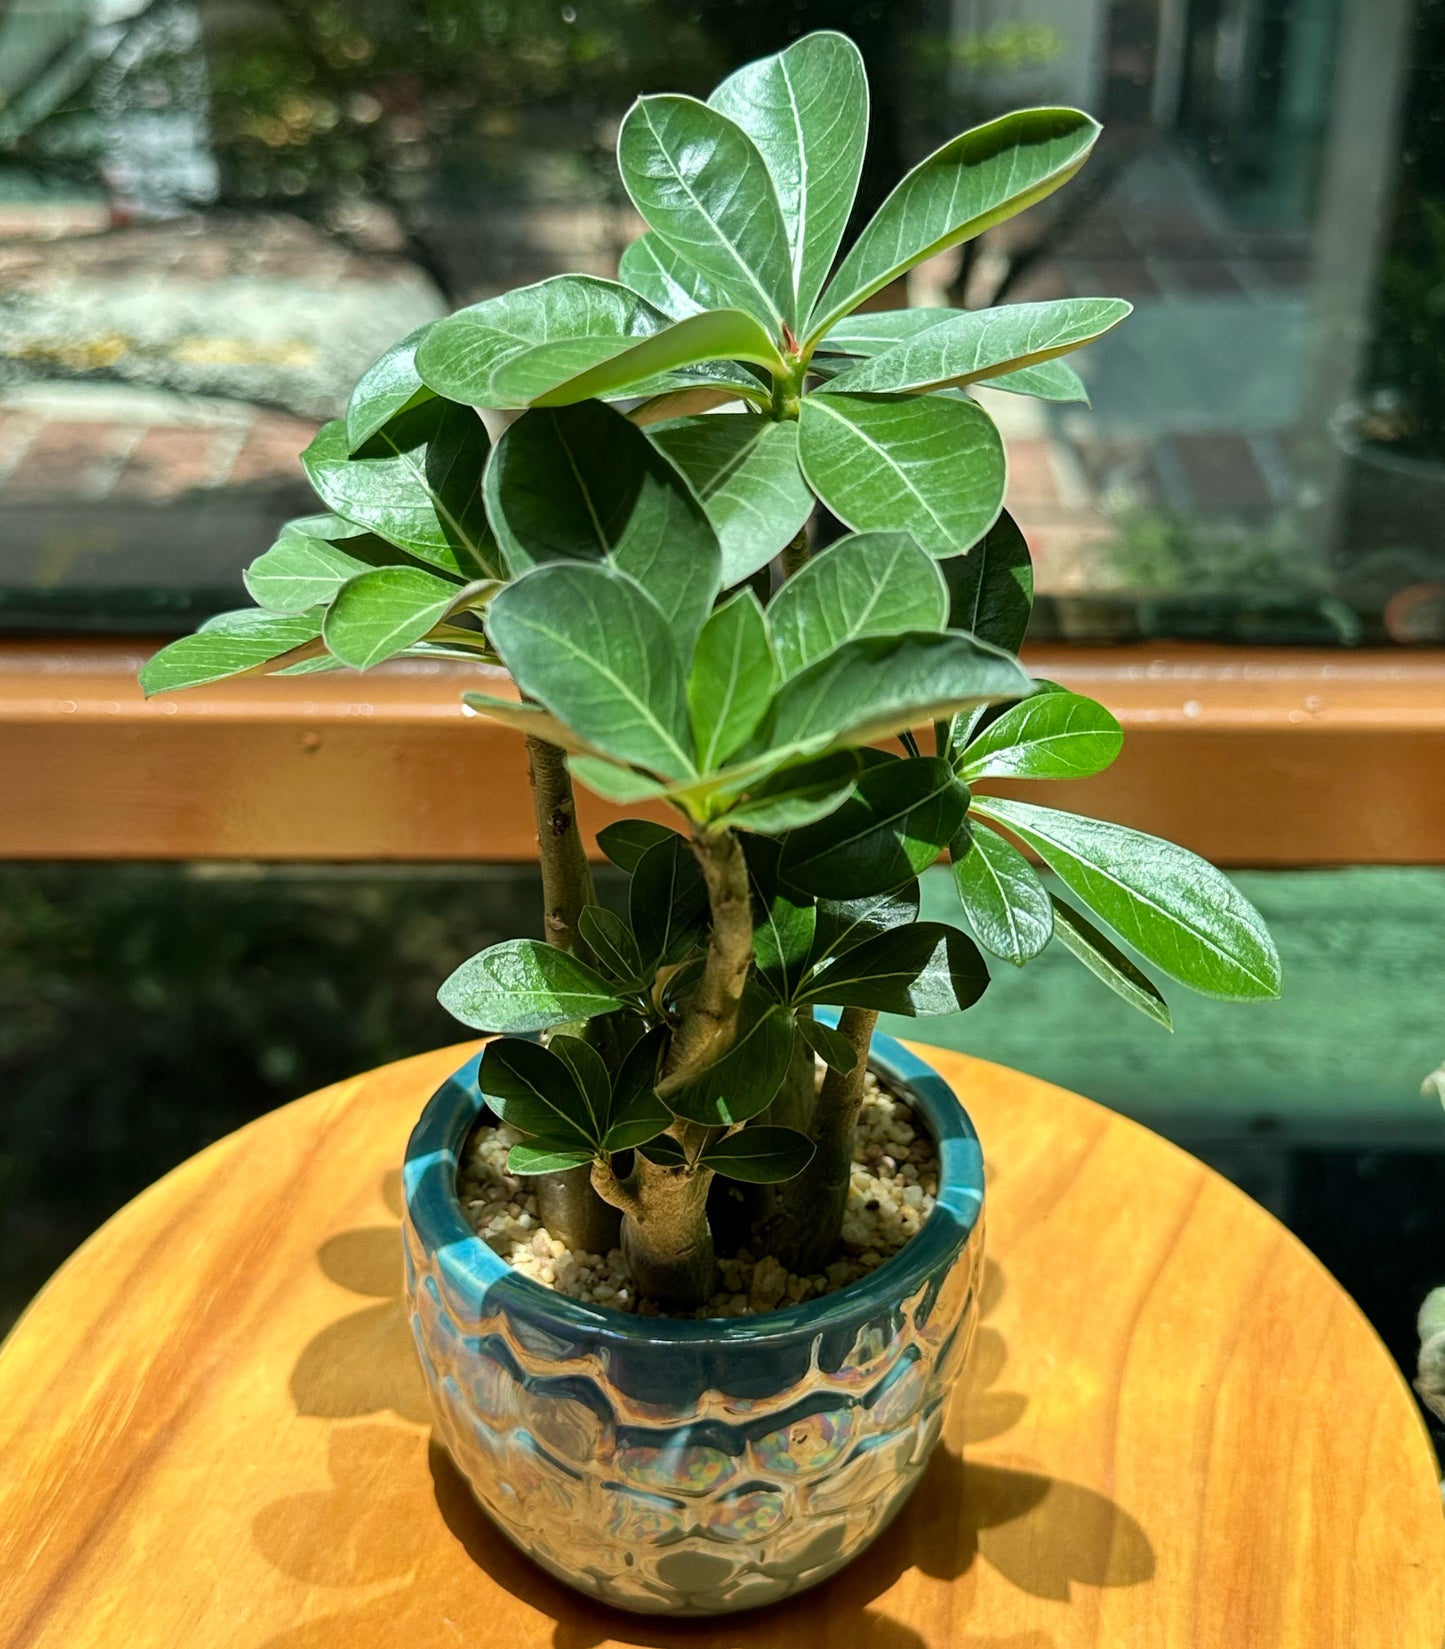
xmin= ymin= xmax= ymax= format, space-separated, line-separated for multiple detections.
xmin=141 ymin=33 xmax=1281 ymax=1308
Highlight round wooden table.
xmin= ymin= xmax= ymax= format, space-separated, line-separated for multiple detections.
xmin=1 ymin=1043 xmax=1440 ymax=1648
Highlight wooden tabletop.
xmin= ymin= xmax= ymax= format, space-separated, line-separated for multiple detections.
xmin=1 ymin=1042 xmax=1440 ymax=1648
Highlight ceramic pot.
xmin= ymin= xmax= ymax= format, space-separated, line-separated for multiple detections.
xmin=401 ymin=1028 xmax=985 ymax=1616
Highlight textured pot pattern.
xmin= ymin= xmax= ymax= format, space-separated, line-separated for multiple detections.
xmin=401 ymin=1030 xmax=986 ymax=1616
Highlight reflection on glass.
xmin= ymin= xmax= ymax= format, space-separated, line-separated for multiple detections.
xmin=0 ymin=0 xmax=1439 ymax=642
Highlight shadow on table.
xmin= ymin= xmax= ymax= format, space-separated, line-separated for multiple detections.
xmin=264 ymin=1210 xmax=1154 ymax=1649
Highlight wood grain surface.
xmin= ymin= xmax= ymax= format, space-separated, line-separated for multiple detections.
xmin=0 ymin=1042 xmax=1440 ymax=1649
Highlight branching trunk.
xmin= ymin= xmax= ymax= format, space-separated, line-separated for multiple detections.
xmin=523 ymin=734 xmax=620 ymax=1257
xmin=771 ymin=1007 xmax=878 ymax=1275
xmin=591 ymin=828 xmax=755 ymax=1306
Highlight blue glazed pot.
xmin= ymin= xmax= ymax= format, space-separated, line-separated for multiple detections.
xmin=401 ymin=1028 xmax=985 ymax=1616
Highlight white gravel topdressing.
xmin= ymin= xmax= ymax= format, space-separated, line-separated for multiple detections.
xmin=457 ymin=1065 xmax=940 ymax=1318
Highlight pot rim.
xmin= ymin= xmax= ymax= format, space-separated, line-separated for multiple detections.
xmin=403 ymin=1016 xmax=984 ymax=1347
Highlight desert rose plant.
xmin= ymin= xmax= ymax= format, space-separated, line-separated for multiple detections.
xmin=141 ymin=32 xmax=1281 ymax=1308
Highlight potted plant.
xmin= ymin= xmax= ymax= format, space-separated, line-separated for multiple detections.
xmin=140 ymin=31 xmax=1280 ymax=1616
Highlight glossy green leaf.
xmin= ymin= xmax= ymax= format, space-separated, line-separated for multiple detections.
xmin=811 ymin=882 xmax=921 ymax=964
xmin=649 ymin=415 xmax=813 ymax=586
xmin=618 ymin=230 xmax=729 ymax=317
xmin=973 ymin=798 xmax=1282 ymax=1000
xmin=508 ymin=1141 xmax=595 ymax=1174
xmin=139 ymin=608 xmax=322 ymax=696
xmin=987 ymin=357 xmax=1089 ymax=403
xmin=699 ymin=1125 xmax=814 ymax=1184
xmin=438 ymin=939 xmax=625 ymax=1033
xmin=416 ymin=275 xmax=783 ymax=409
xmin=549 ymin=1034 xmax=612 ymax=1140
xmin=301 ymin=406 xmax=498 ymax=579
xmin=959 ymin=689 xmax=1122 ymax=782
xmin=748 ymin=840 xmax=817 ymax=999
xmin=809 ymin=107 xmax=1101 ymax=341
xmin=767 ymin=530 xmax=947 ymax=678
xmin=761 ymin=630 xmax=1033 ymax=754
xmin=478 ymin=1037 xmax=597 ymax=1141
xmin=665 ymin=1005 xmax=795 ymax=1127
xmin=803 ymin=922 xmax=989 ymax=1016
xmin=567 ymin=756 xmax=672 ymax=805
xmin=950 ymin=820 xmax=1053 ymax=965
xmin=483 ymin=401 xmax=721 ymax=652
xmin=780 ymin=756 xmax=967 ymax=898
xmin=486 ymin=562 xmax=694 ymax=779
xmin=797 ymin=1013 xmax=857 ymax=1074
xmin=941 ymin=508 xmax=1034 ymax=653
xmin=722 ymin=749 xmax=867 ymax=833
xmin=1049 ymin=895 xmax=1173 ymax=1029
xmin=603 ymin=1027 xmax=673 ymax=1151
xmin=322 ymin=565 xmax=464 ymax=670
xmin=819 ymin=299 xmax=1130 ymax=394
xmin=688 ymin=590 xmax=778 ymax=771
xmin=346 ymin=323 xmax=435 ymax=450
xmin=244 ymin=530 xmax=389 ymax=615
xmin=461 ymin=693 xmax=597 ymax=756
xmin=630 ymin=833 xmax=709 ymax=970
xmin=798 ymin=392 xmax=1005 ymax=558
xmin=578 ymin=905 xmax=648 ymax=988
xmin=639 ymin=1134 xmax=688 ymax=1167
xmin=709 ymin=31 xmax=867 ymax=319
xmin=819 ymin=314 xmax=1087 ymax=404
xmin=618 ymin=94 xmax=795 ymax=330
xmin=596 ymin=820 xmax=679 ymax=873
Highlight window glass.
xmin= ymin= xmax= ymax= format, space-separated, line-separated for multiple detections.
xmin=0 ymin=0 xmax=1440 ymax=641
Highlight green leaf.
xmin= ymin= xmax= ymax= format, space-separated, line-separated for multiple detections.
xmin=415 ymin=274 xmax=783 ymax=408
xmin=549 ymin=1034 xmax=612 ymax=1140
xmin=244 ymin=530 xmax=391 ymax=615
xmin=438 ymin=939 xmax=625 ymax=1033
xmin=603 ymin=1027 xmax=673 ymax=1151
xmin=596 ymin=820 xmax=679 ymax=873
xmin=639 ymin=1134 xmax=688 ymax=1167
xmin=747 ymin=840 xmax=817 ymax=999
xmin=139 ymin=609 xmax=322 ymax=695
xmin=1049 ymin=895 xmax=1172 ymax=1029
xmin=688 ymin=590 xmax=779 ymax=771
xmin=486 ymin=562 xmax=695 ymax=779
xmin=461 ymin=693 xmax=598 ymax=757
xmin=699 ymin=1125 xmax=814 ymax=1184
xmin=798 ymin=392 xmax=1005 ymax=558
xmin=478 ymin=1037 xmax=597 ymax=1142
xmin=567 ymin=757 xmax=672 ymax=805
xmin=804 ymin=921 xmax=989 ymax=1016
xmin=508 ymin=1141 xmax=596 ymax=1175
xmin=940 ymin=508 xmax=1033 ymax=652
xmin=973 ymin=798 xmax=1282 ymax=1001
xmin=819 ymin=299 xmax=1130 ymax=395
xmin=301 ymin=406 xmax=498 ymax=579
xmin=708 ymin=31 xmax=867 ymax=320
xmin=618 ymin=230 xmax=729 ymax=317
xmin=987 ymin=357 xmax=1089 ymax=403
xmin=630 ymin=832 xmax=709 ymax=970
xmin=959 ymin=689 xmax=1122 ymax=782
xmin=483 ymin=400 xmax=721 ymax=652
xmin=767 ymin=530 xmax=947 ymax=678
xmin=618 ymin=94 xmax=795 ymax=331
xmin=780 ymin=756 xmax=967 ymax=898
xmin=649 ymin=415 xmax=813 ymax=586
xmin=578 ymin=905 xmax=648 ymax=988
xmin=761 ymin=630 xmax=1033 ymax=754
xmin=346 ymin=324 xmax=436 ymax=450
xmin=722 ymin=749 xmax=867 ymax=833
xmin=809 ymin=107 xmax=1101 ymax=341
xmin=322 ymin=565 xmax=464 ymax=670
xmin=950 ymin=820 xmax=1053 ymax=965
xmin=811 ymin=882 xmax=921 ymax=964
xmin=797 ymin=1013 xmax=857 ymax=1074
xmin=665 ymin=1005 xmax=795 ymax=1127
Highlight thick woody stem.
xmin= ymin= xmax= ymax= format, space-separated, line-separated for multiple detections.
xmin=771 ymin=1006 xmax=878 ymax=1275
xmin=592 ymin=828 xmax=755 ymax=1306
xmin=523 ymin=735 xmax=619 ymax=1257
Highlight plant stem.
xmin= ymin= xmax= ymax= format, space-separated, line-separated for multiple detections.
xmin=591 ymin=828 xmax=755 ymax=1306
xmin=771 ymin=1006 xmax=878 ymax=1275
xmin=522 ymin=734 xmax=620 ymax=1257
xmin=778 ymin=523 xmax=810 ymax=582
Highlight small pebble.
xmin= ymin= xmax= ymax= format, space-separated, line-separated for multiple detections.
xmin=457 ymin=1064 xmax=940 ymax=1319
